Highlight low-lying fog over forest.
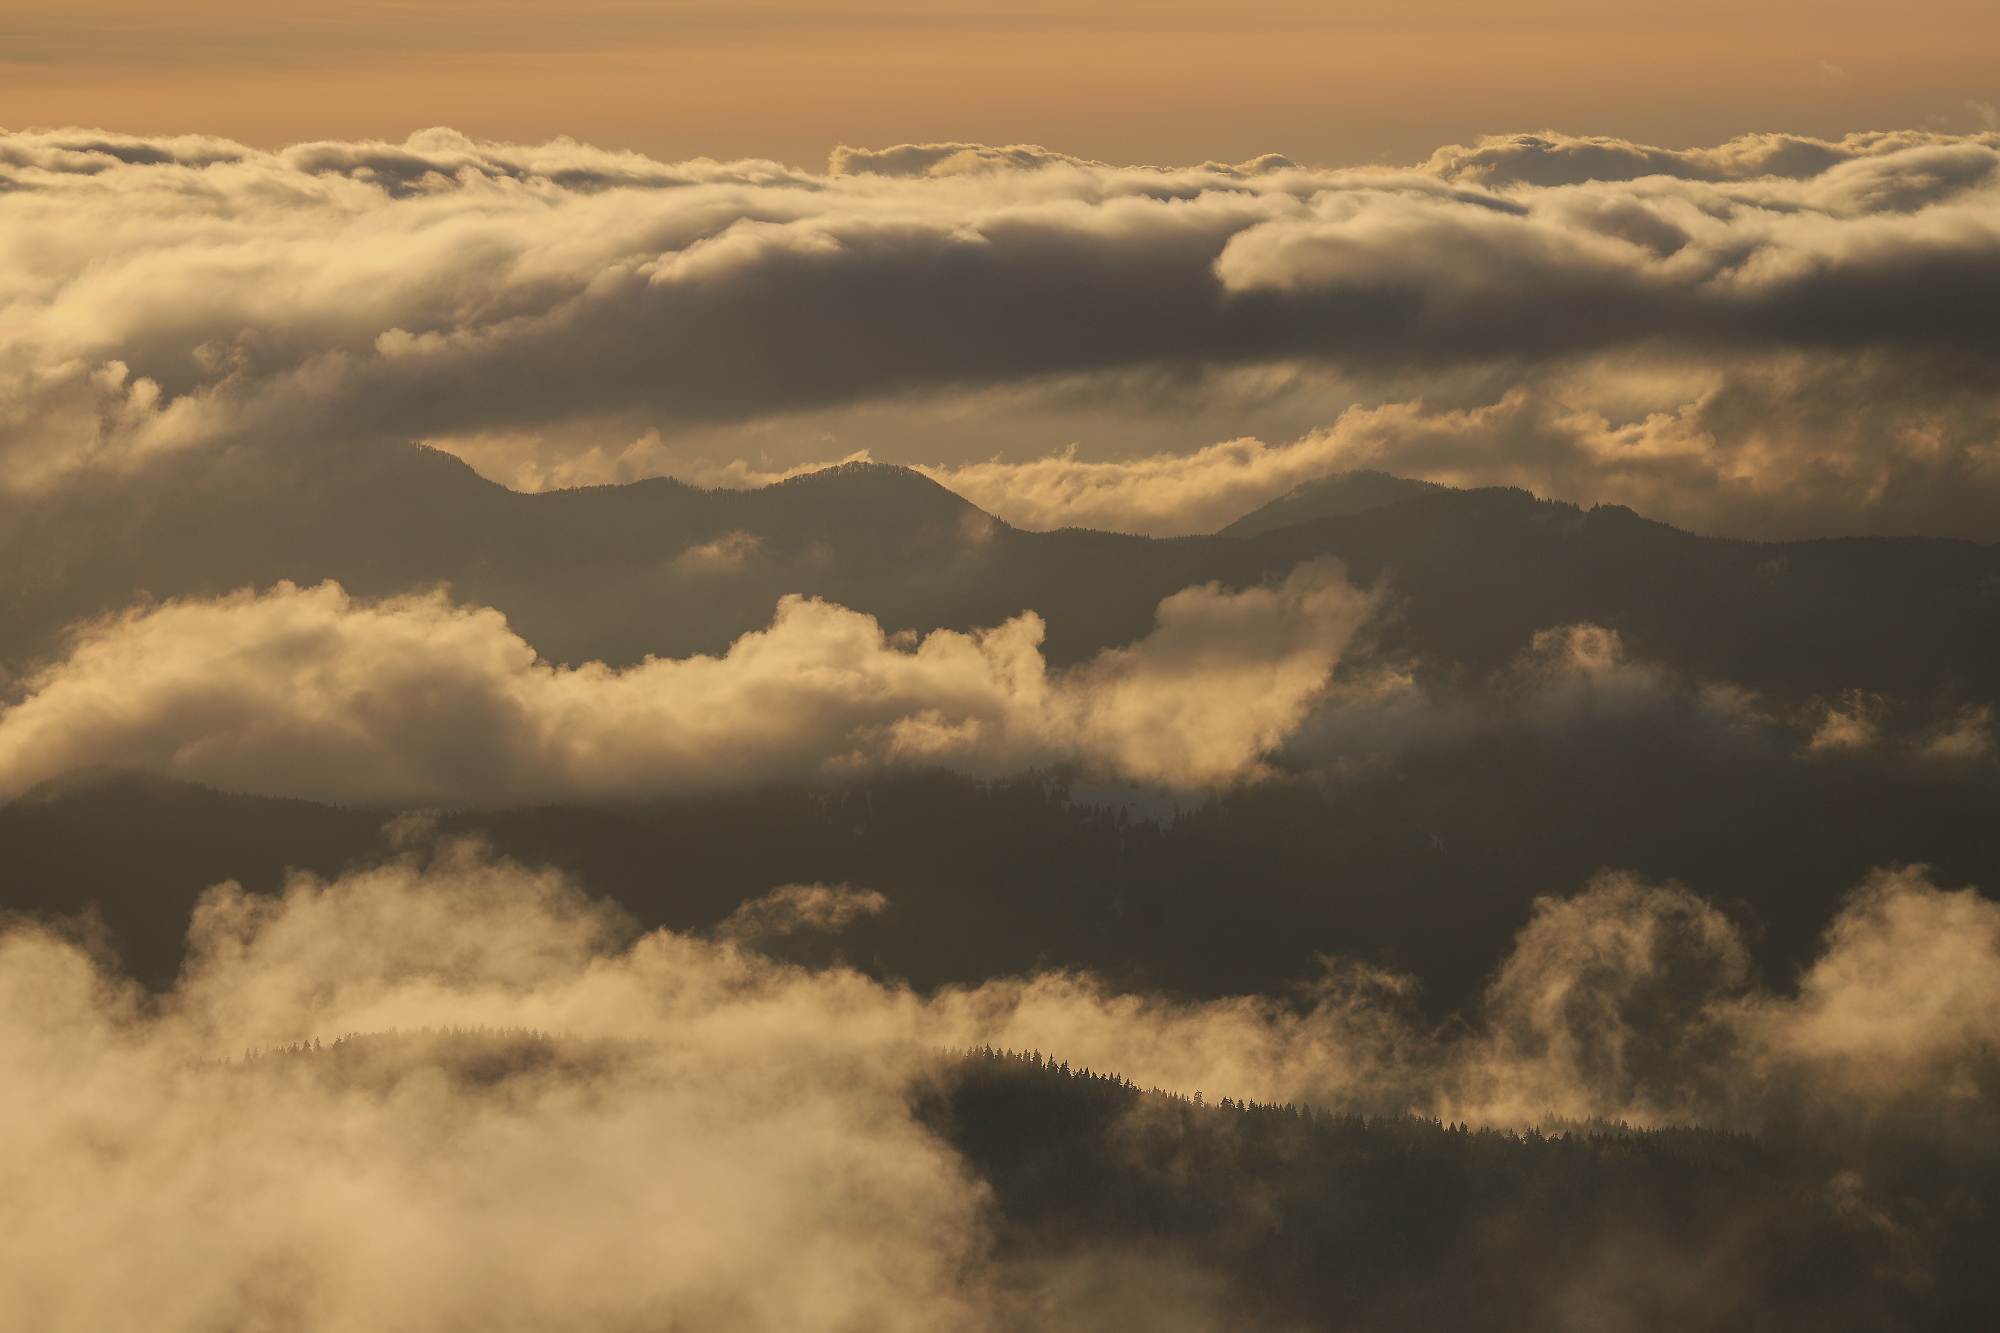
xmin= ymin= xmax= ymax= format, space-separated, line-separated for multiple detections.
xmin=3 ymin=113 xmax=1999 ymax=1332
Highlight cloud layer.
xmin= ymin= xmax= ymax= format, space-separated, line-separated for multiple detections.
xmin=922 ymin=360 xmax=2000 ymax=538
xmin=3 ymin=827 xmax=1997 ymax=1329
xmin=5 ymin=126 xmax=2000 ymax=537
xmin=0 ymin=563 xmax=1372 ymax=804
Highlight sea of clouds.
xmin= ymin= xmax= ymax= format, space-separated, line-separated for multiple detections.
xmin=1 ymin=123 xmax=1996 ymax=800
xmin=2 ymin=125 xmax=1998 ymax=537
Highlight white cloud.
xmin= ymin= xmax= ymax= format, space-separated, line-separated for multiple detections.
xmin=0 ymin=850 xmax=991 ymax=1333
xmin=0 ymin=561 xmax=1374 ymax=804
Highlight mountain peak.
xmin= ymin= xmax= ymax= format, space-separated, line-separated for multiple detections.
xmin=764 ymin=460 xmax=966 ymax=498
xmin=1220 ymin=470 xmax=1453 ymax=538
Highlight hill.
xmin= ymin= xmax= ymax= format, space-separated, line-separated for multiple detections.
xmin=10 ymin=751 xmax=1996 ymax=1008
xmin=919 ymin=1048 xmax=1999 ymax=1333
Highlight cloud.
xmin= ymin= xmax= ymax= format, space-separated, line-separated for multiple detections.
xmin=0 ymin=561 xmax=1374 ymax=804
xmin=1279 ymin=613 xmax=2000 ymax=780
xmin=828 ymin=141 xmax=1106 ymax=178
xmin=1297 ymin=618 xmax=2000 ymax=786
xmin=716 ymin=883 xmax=891 ymax=944
xmin=920 ymin=435 xmax=1351 ymax=537
xmin=1756 ymin=867 xmax=2000 ymax=1125
xmin=1274 ymin=619 xmax=1778 ymax=777
xmin=1437 ymin=866 xmax=2000 ymax=1142
xmin=1455 ymin=873 xmax=1756 ymax=1127
xmin=1922 ymin=706 xmax=1995 ymax=761
xmin=1 ymin=819 xmax=1996 ymax=1329
xmin=0 ymin=846 xmax=990 ymax=1333
xmin=923 ymin=354 xmax=2000 ymax=539
xmin=1420 ymin=129 xmax=1990 ymax=188
xmin=827 ymin=141 xmax=1297 ymax=181
xmin=1809 ymin=691 xmax=1884 ymax=752
xmin=5 ymin=125 xmax=2000 ymax=541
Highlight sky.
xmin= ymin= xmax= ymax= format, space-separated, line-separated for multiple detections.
xmin=4 ymin=2 xmax=1997 ymax=170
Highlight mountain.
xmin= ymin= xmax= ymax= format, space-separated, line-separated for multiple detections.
xmin=1218 ymin=468 xmax=1451 ymax=537
xmin=918 ymin=1049 xmax=1999 ymax=1333
xmin=3 ymin=443 xmax=1996 ymax=713
xmin=6 ymin=449 xmax=1999 ymax=1007
xmin=12 ymin=744 xmax=1997 ymax=1007
xmin=0 ymin=444 xmax=999 ymax=673
xmin=1238 ymin=487 xmax=2000 ymax=703
xmin=0 ymin=768 xmax=387 ymax=986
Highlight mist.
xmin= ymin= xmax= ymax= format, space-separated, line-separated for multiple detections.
xmin=3 ymin=827 xmax=1996 ymax=1330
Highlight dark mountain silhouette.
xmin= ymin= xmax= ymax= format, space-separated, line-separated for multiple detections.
xmin=1238 ymin=485 xmax=2000 ymax=705
xmin=5 ymin=447 xmax=1998 ymax=1012
xmin=1218 ymin=468 xmax=1450 ymax=537
xmin=0 ymin=443 xmax=999 ymax=673
xmin=10 ymin=745 xmax=1996 ymax=1009
xmin=0 ymin=768 xmax=387 ymax=985
xmin=3 ymin=442 xmax=1996 ymax=715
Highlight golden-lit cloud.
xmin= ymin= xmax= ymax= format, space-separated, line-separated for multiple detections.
xmin=4 ymin=127 xmax=2000 ymax=538
xmin=1449 ymin=866 xmax=2000 ymax=1131
xmin=2 ymin=825 xmax=1995 ymax=1327
xmin=925 ymin=362 xmax=2000 ymax=539
xmin=0 ymin=562 xmax=1373 ymax=804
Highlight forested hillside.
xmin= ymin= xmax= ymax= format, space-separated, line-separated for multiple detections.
xmin=10 ymin=751 xmax=1997 ymax=1010
xmin=922 ymin=1048 xmax=1999 ymax=1333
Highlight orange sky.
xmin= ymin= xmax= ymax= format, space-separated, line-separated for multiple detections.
xmin=4 ymin=1 xmax=1996 ymax=167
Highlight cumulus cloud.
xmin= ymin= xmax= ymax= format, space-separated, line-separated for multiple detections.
xmin=828 ymin=140 xmax=1296 ymax=180
xmin=0 ymin=561 xmax=1373 ymax=804
xmin=1923 ymin=706 xmax=1996 ymax=761
xmin=828 ymin=141 xmax=1106 ymax=178
xmin=1279 ymin=616 xmax=1996 ymax=780
xmin=5 ymin=125 xmax=2000 ymax=538
xmin=1 ymin=821 xmax=1996 ymax=1329
xmin=716 ymin=883 xmax=891 ymax=944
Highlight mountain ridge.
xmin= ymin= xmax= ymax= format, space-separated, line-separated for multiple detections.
xmin=1219 ymin=468 xmax=1455 ymax=538
xmin=1 ymin=443 xmax=1994 ymax=706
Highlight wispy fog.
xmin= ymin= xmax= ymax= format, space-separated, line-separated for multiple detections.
xmin=2 ymin=832 xmax=1994 ymax=1329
